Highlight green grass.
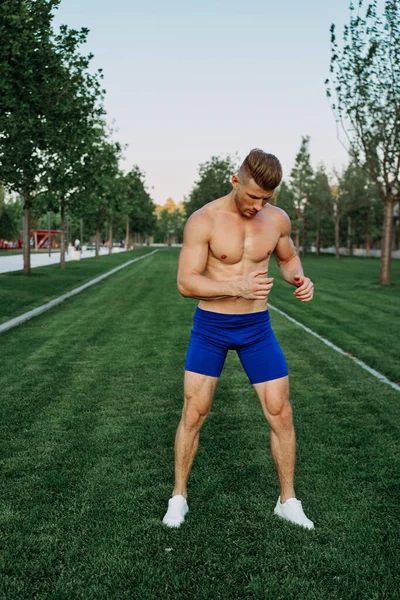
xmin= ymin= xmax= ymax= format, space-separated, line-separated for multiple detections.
xmin=0 ymin=250 xmax=399 ymax=599
xmin=269 ymin=254 xmax=400 ymax=383
xmin=0 ymin=248 xmax=153 ymax=325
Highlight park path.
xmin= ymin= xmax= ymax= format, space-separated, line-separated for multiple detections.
xmin=0 ymin=247 xmax=125 ymax=274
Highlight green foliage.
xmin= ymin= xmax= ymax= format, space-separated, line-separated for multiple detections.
xmin=0 ymin=0 xmax=103 ymax=203
xmin=303 ymin=166 xmax=334 ymax=250
xmin=0 ymin=0 xmax=108 ymax=270
xmin=44 ymin=25 xmax=106 ymax=221
xmin=346 ymin=178 xmax=384 ymax=248
xmin=77 ymin=137 xmax=122 ymax=233
xmin=326 ymin=0 xmax=400 ymax=280
xmin=338 ymin=160 xmax=372 ymax=218
xmin=0 ymin=196 xmax=23 ymax=240
xmin=123 ymin=166 xmax=156 ymax=236
xmin=0 ymin=0 xmax=61 ymax=200
xmin=154 ymin=206 xmax=185 ymax=244
xmin=308 ymin=165 xmax=333 ymax=217
xmin=275 ymin=181 xmax=296 ymax=220
xmin=185 ymin=154 xmax=239 ymax=217
xmin=290 ymin=136 xmax=314 ymax=208
xmin=0 ymin=184 xmax=5 ymax=218
xmin=326 ymin=0 xmax=400 ymax=201
xmin=290 ymin=137 xmax=314 ymax=249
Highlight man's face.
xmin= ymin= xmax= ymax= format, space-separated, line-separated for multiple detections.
xmin=232 ymin=175 xmax=274 ymax=218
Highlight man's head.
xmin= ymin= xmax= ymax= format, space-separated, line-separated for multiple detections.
xmin=232 ymin=149 xmax=282 ymax=217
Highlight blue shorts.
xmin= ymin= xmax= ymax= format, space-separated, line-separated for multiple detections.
xmin=185 ymin=307 xmax=288 ymax=384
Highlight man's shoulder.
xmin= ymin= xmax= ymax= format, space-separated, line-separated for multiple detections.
xmin=265 ymin=203 xmax=291 ymax=232
xmin=186 ymin=199 xmax=220 ymax=225
xmin=184 ymin=203 xmax=216 ymax=242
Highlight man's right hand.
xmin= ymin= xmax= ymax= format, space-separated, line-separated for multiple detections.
xmin=235 ymin=270 xmax=274 ymax=300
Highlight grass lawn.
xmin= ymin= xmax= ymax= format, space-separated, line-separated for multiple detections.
xmin=268 ymin=253 xmax=400 ymax=383
xmin=0 ymin=248 xmax=154 ymax=325
xmin=0 ymin=250 xmax=398 ymax=599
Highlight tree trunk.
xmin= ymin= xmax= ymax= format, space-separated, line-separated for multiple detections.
xmin=316 ymin=219 xmax=321 ymax=256
xmin=295 ymin=227 xmax=300 ymax=254
xmin=394 ymin=200 xmax=400 ymax=250
xmin=23 ymin=200 xmax=31 ymax=275
xmin=126 ymin=219 xmax=129 ymax=251
xmin=335 ymin=219 xmax=340 ymax=259
xmin=65 ymin=212 xmax=69 ymax=255
xmin=365 ymin=211 xmax=370 ymax=257
xmin=348 ymin=216 xmax=353 ymax=257
xmin=108 ymin=222 xmax=113 ymax=255
xmin=96 ymin=224 xmax=100 ymax=259
xmin=379 ymin=200 xmax=395 ymax=285
xmin=60 ymin=203 xmax=66 ymax=269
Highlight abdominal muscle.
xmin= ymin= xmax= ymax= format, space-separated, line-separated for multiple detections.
xmin=198 ymin=296 xmax=268 ymax=314
xmin=198 ymin=254 xmax=271 ymax=314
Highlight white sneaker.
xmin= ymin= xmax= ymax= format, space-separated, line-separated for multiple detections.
xmin=162 ymin=495 xmax=189 ymax=528
xmin=274 ymin=496 xmax=314 ymax=530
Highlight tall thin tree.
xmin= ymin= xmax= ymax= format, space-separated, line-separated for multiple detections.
xmin=326 ymin=0 xmax=400 ymax=284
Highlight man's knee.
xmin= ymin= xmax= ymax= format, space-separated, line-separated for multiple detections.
xmin=182 ymin=392 xmax=211 ymax=429
xmin=267 ymin=400 xmax=293 ymax=432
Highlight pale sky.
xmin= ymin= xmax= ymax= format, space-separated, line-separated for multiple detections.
xmin=54 ymin=0 xmax=351 ymax=205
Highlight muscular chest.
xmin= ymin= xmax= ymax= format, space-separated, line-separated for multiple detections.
xmin=209 ymin=214 xmax=279 ymax=264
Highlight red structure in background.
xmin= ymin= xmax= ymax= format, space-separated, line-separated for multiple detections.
xmin=0 ymin=229 xmax=62 ymax=250
xmin=30 ymin=229 xmax=62 ymax=250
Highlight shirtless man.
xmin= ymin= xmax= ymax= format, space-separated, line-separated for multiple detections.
xmin=162 ymin=149 xmax=314 ymax=530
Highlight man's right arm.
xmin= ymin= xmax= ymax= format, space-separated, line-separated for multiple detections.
xmin=177 ymin=212 xmax=273 ymax=300
xmin=177 ymin=212 xmax=236 ymax=299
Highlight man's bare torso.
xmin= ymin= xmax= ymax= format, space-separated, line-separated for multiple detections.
xmin=198 ymin=196 xmax=284 ymax=313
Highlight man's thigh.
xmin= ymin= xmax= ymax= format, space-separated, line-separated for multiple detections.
xmin=183 ymin=370 xmax=219 ymax=416
xmin=252 ymin=376 xmax=290 ymax=421
xmin=237 ymin=332 xmax=288 ymax=386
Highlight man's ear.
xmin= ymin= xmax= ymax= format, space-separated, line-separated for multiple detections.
xmin=232 ymin=174 xmax=240 ymax=189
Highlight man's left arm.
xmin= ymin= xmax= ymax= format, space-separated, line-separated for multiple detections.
xmin=273 ymin=212 xmax=314 ymax=302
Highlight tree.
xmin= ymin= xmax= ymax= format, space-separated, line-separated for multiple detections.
xmin=326 ymin=0 xmax=400 ymax=283
xmin=0 ymin=0 xmax=105 ymax=273
xmin=0 ymin=194 xmax=23 ymax=241
xmin=1 ymin=0 xmax=59 ymax=271
xmin=0 ymin=185 xmax=4 ymax=216
xmin=339 ymin=163 xmax=383 ymax=255
xmin=330 ymin=162 xmax=370 ymax=258
xmin=123 ymin=166 xmax=156 ymax=247
xmin=185 ymin=154 xmax=239 ymax=217
xmin=77 ymin=137 xmax=122 ymax=258
xmin=105 ymin=171 xmax=128 ymax=253
xmin=290 ymin=136 xmax=314 ymax=255
xmin=274 ymin=181 xmax=296 ymax=220
xmin=44 ymin=25 xmax=106 ymax=268
xmin=307 ymin=165 xmax=334 ymax=255
xmin=154 ymin=199 xmax=185 ymax=245
xmin=349 ymin=192 xmax=384 ymax=254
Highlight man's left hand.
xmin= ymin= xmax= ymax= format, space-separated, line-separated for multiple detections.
xmin=293 ymin=276 xmax=314 ymax=302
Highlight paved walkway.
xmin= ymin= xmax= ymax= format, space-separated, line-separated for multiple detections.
xmin=0 ymin=248 xmax=125 ymax=274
